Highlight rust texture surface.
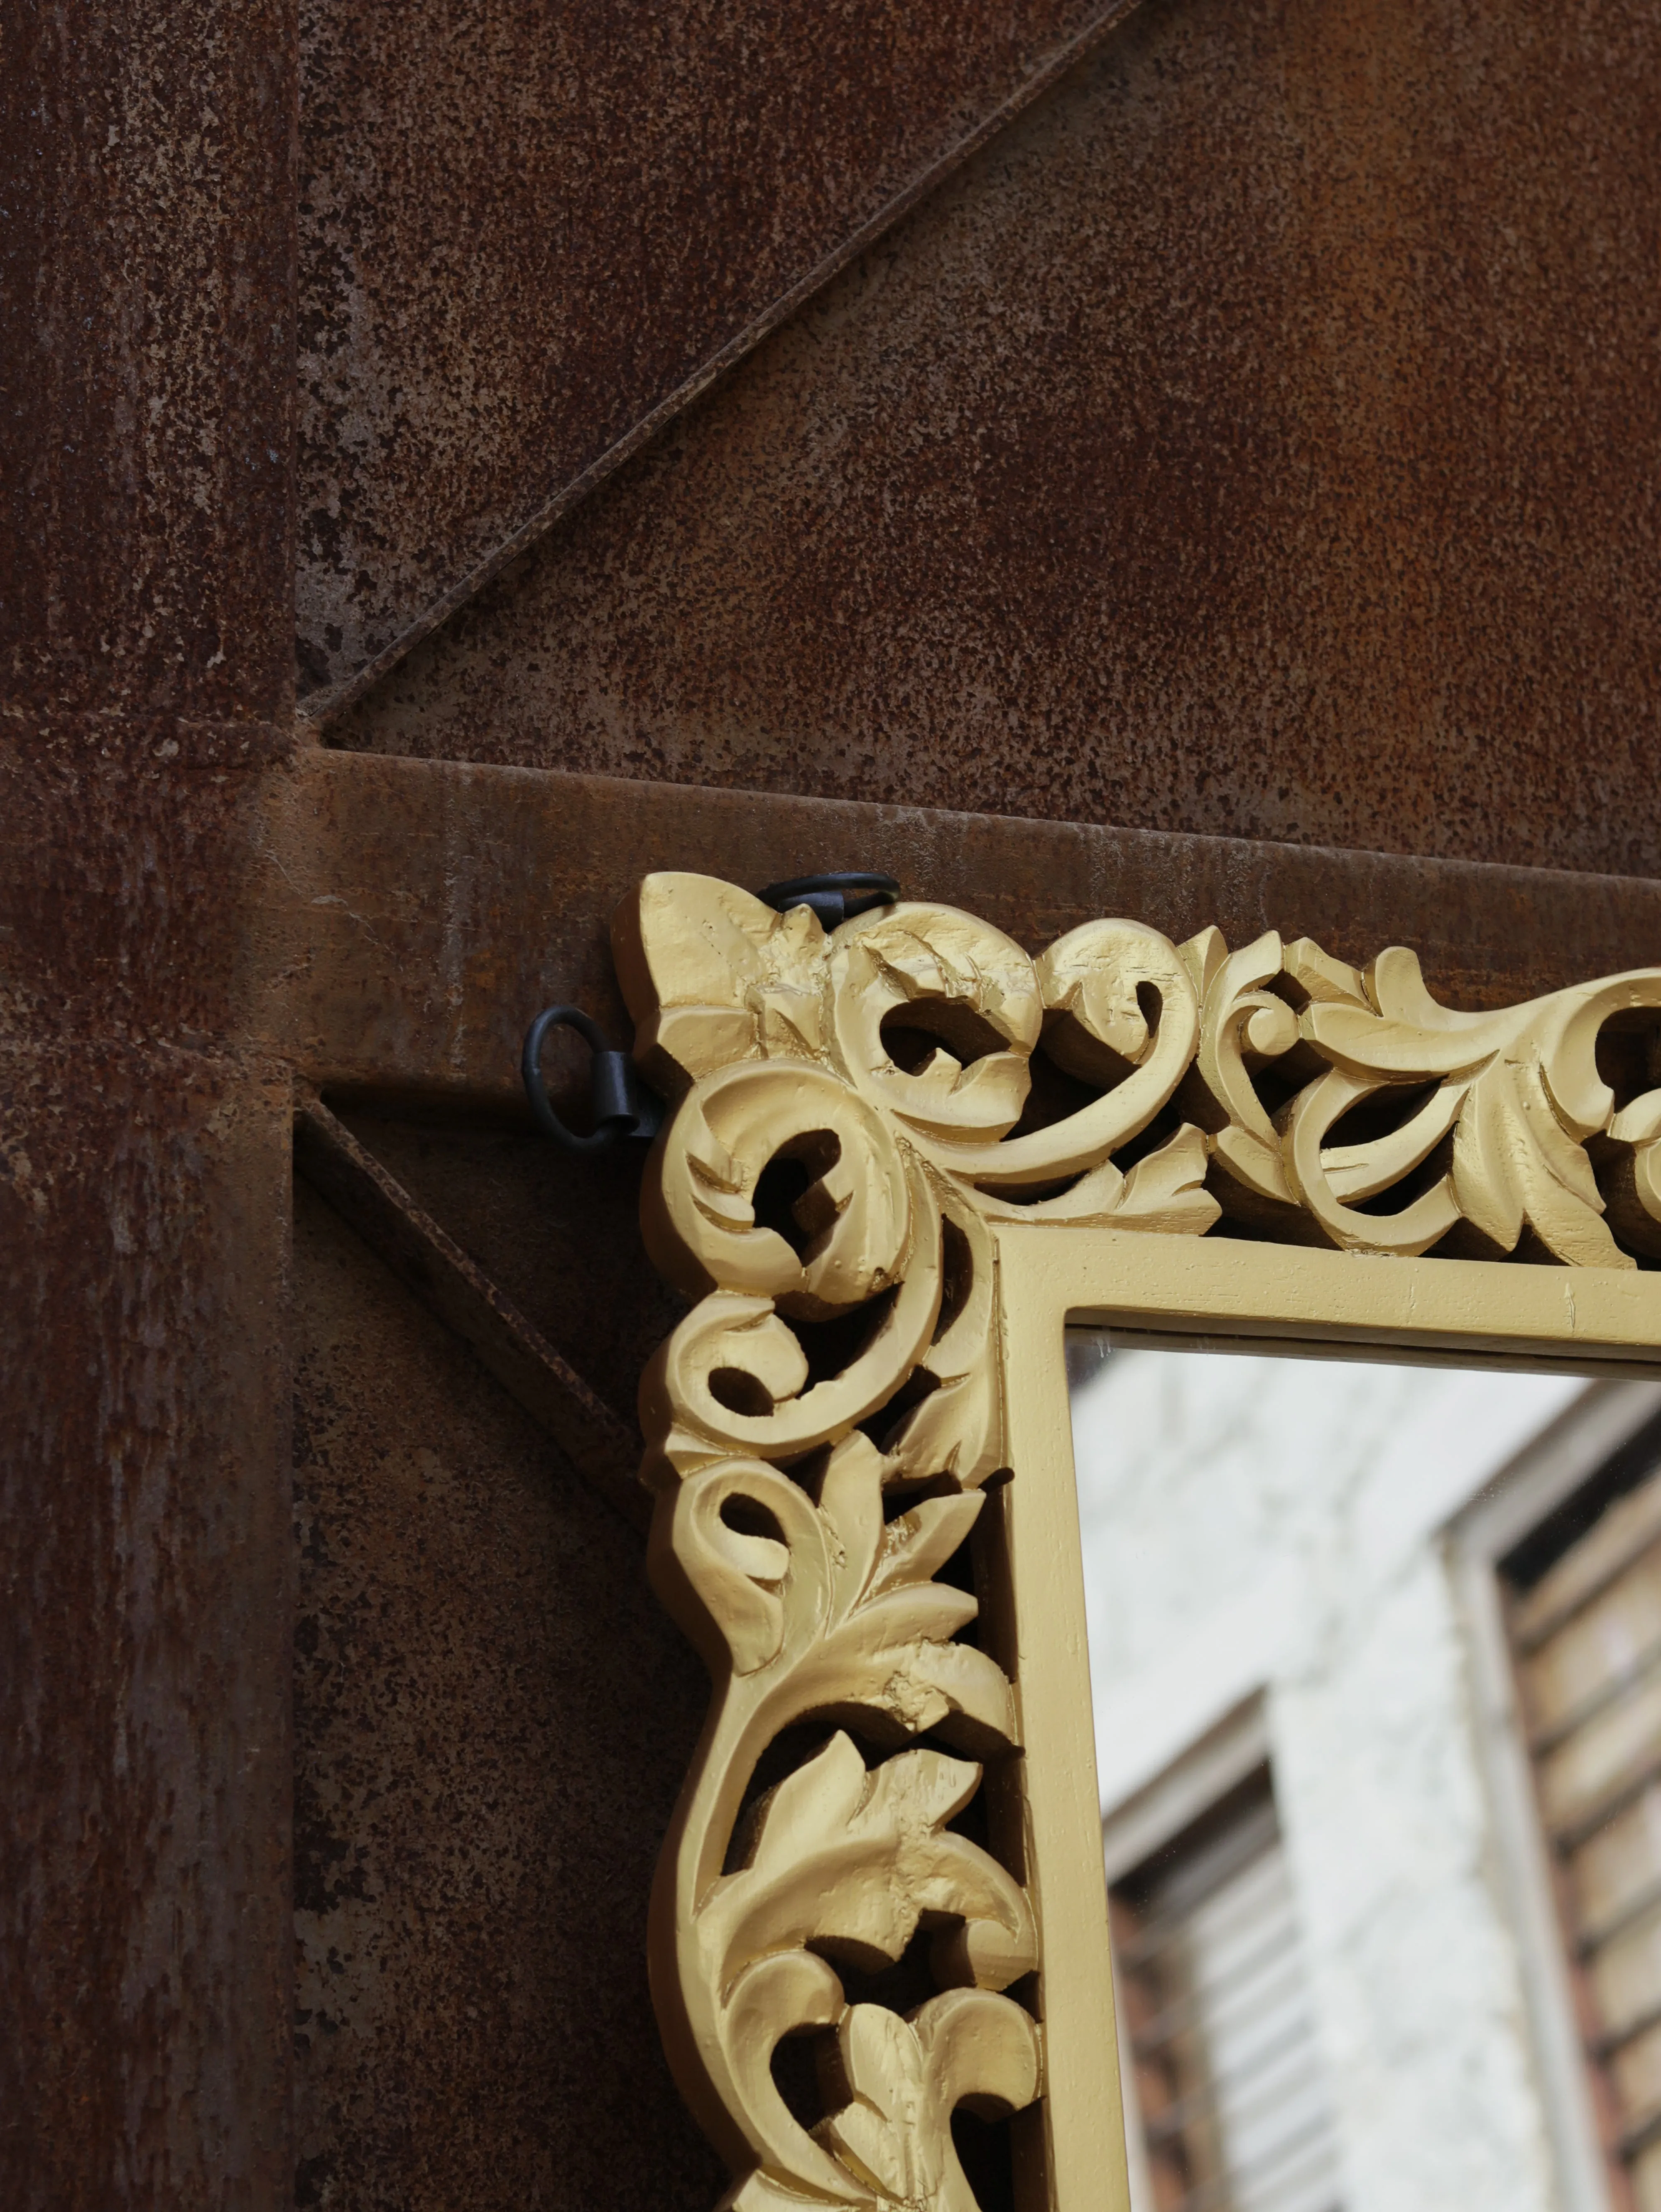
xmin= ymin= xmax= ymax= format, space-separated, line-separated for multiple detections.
xmin=0 ymin=1048 xmax=295 ymax=2210
xmin=292 ymin=1177 xmax=719 ymax=2211
xmin=2 ymin=0 xmax=295 ymax=729
xmin=322 ymin=1109 xmax=687 ymax=1447
xmin=0 ymin=0 xmax=299 ymax=2204
xmin=337 ymin=0 xmax=1661 ymax=878
xmin=0 ymin=759 xmax=271 ymax=1052
xmin=295 ymin=1098 xmax=647 ymax=1520
xmin=296 ymin=0 xmax=1129 ymax=704
xmin=253 ymin=752 xmax=1661 ymax=1112
xmin=14 ymin=0 xmax=1661 ymax=2200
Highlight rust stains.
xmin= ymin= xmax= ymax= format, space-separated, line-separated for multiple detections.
xmin=291 ymin=1177 xmax=718 ymax=2210
xmin=0 ymin=1045 xmax=294 ymax=2209
xmin=295 ymin=0 xmax=1132 ymax=705
xmin=333 ymin=0 xmax=1661 ymax=877
xmin=0 ymin=0 xmax=295 ymax=728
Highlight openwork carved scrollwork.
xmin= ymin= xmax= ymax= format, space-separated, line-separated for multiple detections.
xmin=615 ymin=872 xmax=1661 ymax=2211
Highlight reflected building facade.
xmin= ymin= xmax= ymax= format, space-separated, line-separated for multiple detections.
xmin=1071 ymin=1345 xmax=1661 ymax=2212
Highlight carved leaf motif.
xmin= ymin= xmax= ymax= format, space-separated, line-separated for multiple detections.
xmin=883 ymin=1370 xmax=1002 ymax=1492
xmin=832 ymin=906 xmax=1043 ymax=1144
xmin=1449 ymin=1051 xmax=1622 ymax=1264
xmin=874 ymin=1197 xmax=1005 ymax=1489
xmin=817 ymin=1993 xmax=1042 ymax=2212
xmin=615 ymin=872 xmax=833 ymax=1095
xmin=1038 ymin=918 xmax=1199 ymax=1089
xmin=689 ymin=1735 xmax=1037 ymax=2209
xmin=625 ymin=877 xmax=1661 ymax=2212
xmin=653 ymin=1459 xmax=825 ymax=1678
xmin=933 ymin=918 xmax=1201 ymax=1189
xmin=650 ymin=1430 xmax=1028 ymax=2206
xmin=652 ymin=1438 xmax=1019 ymax=1757
xmin=647 ymin=1060 xmax=915 ymax=1314
xmin=973 ymin=1123 xmax=1219 ymax=1235
xmin=1178 ymin=926 xmax=1301 ymax=1209
xmin=1116 ymin=1126 xmax=1223 ymax=1233
xmin=1284 ymin=950 xmax=1661 ymax=1263
xmin=704 ymin=1732 xmax=1036 ymax=1992
xmin=641 ymin=1216 xmax=944 ymax=1479
xmin=852 ymin=910 xmax=1042 ymax=1055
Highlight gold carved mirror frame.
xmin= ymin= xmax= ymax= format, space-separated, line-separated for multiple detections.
xmin=614 ymin=870 xmax=1661 ymax=2212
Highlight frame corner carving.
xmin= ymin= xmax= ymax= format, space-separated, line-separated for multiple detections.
xmin=617 ymin=869 xmax=1661 ymax=2212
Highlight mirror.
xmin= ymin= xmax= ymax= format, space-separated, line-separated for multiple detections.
xmin=1070 ymin=1336 xmax=1661 ymax=2212
xmin=619 ymin=868 xmax=1661 ymax=2212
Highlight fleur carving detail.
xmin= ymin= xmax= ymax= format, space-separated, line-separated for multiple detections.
xmin=616 ymin=873 xmax=1661 ymax=2210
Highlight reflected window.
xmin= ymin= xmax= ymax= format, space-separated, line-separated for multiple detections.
xmin=1069 ymin=1331 xmax=1605 ymax=2212
xmin=1112 ymin=1772 xmax=1342 ymax=2212
xmin=1507 ymin=1452 xmax=1661 ymax=2211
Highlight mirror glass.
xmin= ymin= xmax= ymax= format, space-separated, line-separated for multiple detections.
xmin=1069 ymin=1334 xmax=1661 ymax=2212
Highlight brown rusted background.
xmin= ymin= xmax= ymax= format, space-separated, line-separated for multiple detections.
xmin=1 ymin=0 xmax=298 ymax=2205
xmin=0 ymin=1048 xmax=294 ymax=2209
xmin=249 ymin=757 xmax=1661 ymax=1112
xmin=295 ymin=0 xmax=1133 ymax=707
xmin=7 ymin=0 xmax=1661 ymax=2205
xmin=291 ymin=1172 xmax=715 ymax=2210
xmin=2 ymin=2 xmax=295 ymax=729
xmin=333 ymin=0 xmax=1661 ymax=878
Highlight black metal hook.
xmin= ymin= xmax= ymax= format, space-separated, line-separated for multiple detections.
xmin=521 ymin=1006 xmax=663 ymax=1154
xmin=524 ymin=874 xmax=898 ymax=1158
xmin=757 ymin=871 xmax=901 ymax=930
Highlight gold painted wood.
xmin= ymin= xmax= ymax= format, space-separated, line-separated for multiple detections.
xmin=615 ymin=873 xmax=1661 ymax=2212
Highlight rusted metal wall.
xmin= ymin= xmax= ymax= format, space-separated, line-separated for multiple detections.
xmin=10 ymin=0 xmax=1661 ymax=2205
xmin=291 ymin=1174 xmax=715 ymax=2211
xmin=332 ymin=0 xmax=1661 ymax=879
xmin=0 ymin=0 xmax=298 ymax=2205
xmin=1 ymin=1049 xmax=294 ymax=2211
xmin=253 ymin=753 xmax=1661 ymax=1115
xmin=295 ymin=0 xmax=1134 ymax=708
xmin=2 ymin=3 xmax=295 ymax=729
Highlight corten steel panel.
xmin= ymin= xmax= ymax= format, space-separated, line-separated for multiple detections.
xmin=0 ymin=0 xmax=296 ymax=729
xmin=291 ymin=1177 xmax=720 ymax=2211
xmin=326 ymin=1111 xmax=686 ymax=1436
xmin=0 ymin=0 xmax=299 ymax=2204
xmin=333 ymin=0 xmax=1661 ymax=878
xmin=0 ymin=1047 xmax=294 ymax=2211
xmin=0 ymin=758 xmax=276 ymax=1053
xmin=251 ymin=752 xmax=1661 ymax=1113
xmin=294 ymin=0 xmax=1134 ymax=706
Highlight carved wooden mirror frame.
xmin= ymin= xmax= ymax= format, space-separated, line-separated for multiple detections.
xmin=615 ymin=869 xmax=1661 ymax=2212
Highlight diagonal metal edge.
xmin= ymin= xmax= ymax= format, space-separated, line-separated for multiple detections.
xmin=298 ymin=0 xmax=1147 ymax=736
xmin=294 ymin=1089 xmax=651 ymax=1534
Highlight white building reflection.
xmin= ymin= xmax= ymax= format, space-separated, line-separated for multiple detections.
xmin=1071 ymin=1344 xmax=1661 ymax=2212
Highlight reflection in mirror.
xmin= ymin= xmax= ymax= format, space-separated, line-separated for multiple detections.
xmin=1069 ymin=1335 xmax=1661 ymax=2212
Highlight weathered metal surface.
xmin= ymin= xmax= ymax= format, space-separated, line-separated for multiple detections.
xmin=0 ymin=0 xmax=295 ymax=728
xmin=252 ymin=751 xmax=1661 ymax=1112
xmin=335 ymin=0 xmax=1661 ymax=879
xmin=292 ymin=1177 xmax=721 ymax=2210
xmin=0 ymin=1045 xmax=294 ymax=2211
xmin=294 ymin=1093 xmax=647 ymax=1524
xmin=14 ymin=2 xmax=1661 ymax=2203
xmin=0 ymin=756 xmax=277 ymax=1053
xmin=323 ymin=1105 xmax=689 ymax=1458
xmin=294 ymin=0 xmax=1136 ymax=707
xmin=0 ymin=0 xmax=299 ymax=2201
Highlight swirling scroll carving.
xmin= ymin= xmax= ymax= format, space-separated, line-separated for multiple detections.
xmin=616 ymin=872 xmax=1661 ymax=2211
